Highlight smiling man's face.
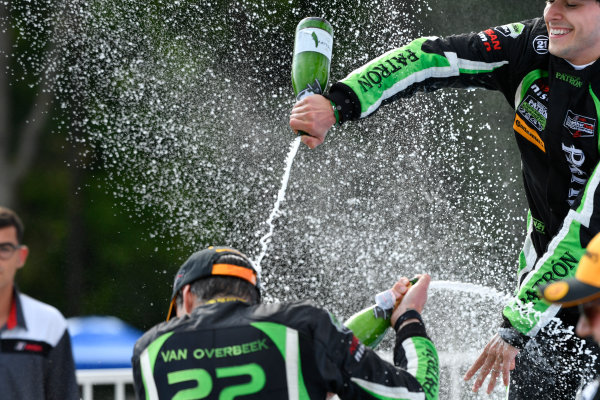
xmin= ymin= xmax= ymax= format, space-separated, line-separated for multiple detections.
xmin=544 ymin=0 xmax=600 ymax=65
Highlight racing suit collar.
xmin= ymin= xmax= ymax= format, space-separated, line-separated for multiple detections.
xmin=190 ymin=298 xmax=249 ymax=316
xmin=553 ymin=53 xmax=600 ymax=76
xmin=1 ymin=286 xmax=27 ymax=332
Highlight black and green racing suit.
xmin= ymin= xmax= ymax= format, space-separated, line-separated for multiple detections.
xmin=325 ymin=17 xmax=600 ymax=397
xmin=131 ymin=300 xmax=439 ymax=400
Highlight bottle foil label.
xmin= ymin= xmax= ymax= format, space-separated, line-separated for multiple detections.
xmin=296 ymin=79 xmax=323 ymax=100
xmin=373 ymin=306 xmax=392 ymax=320
xmin=294 ymin=28 xmax=333 ymax=59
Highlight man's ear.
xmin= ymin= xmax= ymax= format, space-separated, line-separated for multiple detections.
xmin=17 ymin=245 xmax=29 ymax=269
xmin=182 ymin=284 xmax=197 ymax=315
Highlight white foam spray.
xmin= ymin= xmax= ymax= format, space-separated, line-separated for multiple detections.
xmin=253 ymin=136 xmax=302 ymax=272
xmin=430 ymin=280 xmax=510 ymax=303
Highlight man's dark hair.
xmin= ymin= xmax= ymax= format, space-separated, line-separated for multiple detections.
xmin=0 ymin=207 xmax=24 ymax=244
xmin=175 ymin=276 xmax=260 ymax=309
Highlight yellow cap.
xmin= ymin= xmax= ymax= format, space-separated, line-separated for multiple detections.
xmin=575 ymin=235 xmax=600 ymax=287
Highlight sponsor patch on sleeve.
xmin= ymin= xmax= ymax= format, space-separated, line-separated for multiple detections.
xmin=514 ymin=114 xmax=546 ymax=152
xmin=348 ymin=335 xmax=366 ymax=362
xmin=480 ymin=29 xmax=502 ymax=52
xmin=533 ymin=35 xmax=549 ymax=54
xmin=496 ymin=23 xmax=525 ymax=39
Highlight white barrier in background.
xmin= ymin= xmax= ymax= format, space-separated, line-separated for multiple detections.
xmin=77 ymin=368 xmax=133 ymax=400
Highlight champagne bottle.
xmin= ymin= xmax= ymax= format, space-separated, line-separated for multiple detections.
xmin=291 ymin=17 xmax=333 ymax=135
xmin=344 ymin=304 xmax=393 ymax=348
xmin=345 ymin=277 xmax=419 ymax=348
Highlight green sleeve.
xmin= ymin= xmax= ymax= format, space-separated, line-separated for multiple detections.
xmin=503 ymin=161 xmax=600 ymax=336
xmin=336 ymin=36 xmax=509 ymax=119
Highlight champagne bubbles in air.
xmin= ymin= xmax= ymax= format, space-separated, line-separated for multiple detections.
xmin=4 ymin=0 xmax=530 ymax=398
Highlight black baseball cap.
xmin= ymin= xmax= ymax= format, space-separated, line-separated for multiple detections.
xmin=166 ymin=246 xmax=260 ymax=320
xmin=540 ymin=234 xmax=600 ymax=307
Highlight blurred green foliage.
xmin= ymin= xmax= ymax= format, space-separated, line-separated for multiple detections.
xmin=17 ymin=129 xmax=188 ymax=329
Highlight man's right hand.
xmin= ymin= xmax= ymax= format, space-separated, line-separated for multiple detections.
xmin=391 ymin=274 xmax=431 ymax=329
xmin=463 ymin=333 xmax=518 ymax=394
xmin=289 ymin=94 xmax=336 ymax=149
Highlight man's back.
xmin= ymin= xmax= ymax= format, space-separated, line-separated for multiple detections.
xmin=133 ymin=299 xmax=437 ymax=399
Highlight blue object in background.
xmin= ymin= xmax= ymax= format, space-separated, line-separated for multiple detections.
xmin=68 ymin=316 xmax=143 ymax=369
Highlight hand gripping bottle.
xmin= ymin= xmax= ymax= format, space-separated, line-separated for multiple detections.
xmin=344 ymin=277 xmax=419 ymax=348
xmin=291 ymin=17 xmax=333 ymax=134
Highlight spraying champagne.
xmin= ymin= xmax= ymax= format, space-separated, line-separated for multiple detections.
xmin=253 ymin=18 xmax=334 ymax=269
xmin=291 ymin=17 xmax=334 ymax=136
xmin=345 ymin=277 xmax=420 ymax=348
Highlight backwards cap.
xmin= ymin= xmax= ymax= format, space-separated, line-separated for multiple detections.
xmin=540 ymin=234 xmax=600 ymax=307
xmin=166 ymin=246 xmax=260 ymax=320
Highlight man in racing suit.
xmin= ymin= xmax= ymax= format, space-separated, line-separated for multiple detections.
xmin=289 ymin=0 xmax=600 ymax=398
xmin=131 ymin=246 xmax=439 ymax=400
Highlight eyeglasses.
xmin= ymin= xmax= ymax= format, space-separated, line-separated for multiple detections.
xmin=0 ymin=243 xmax=21 ymax=260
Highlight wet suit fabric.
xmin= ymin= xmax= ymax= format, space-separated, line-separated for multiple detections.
xmin=131 ymin=300 xmax=439 ymax=400
xmin=325 ymin=17 xmax=600 ymax=398
xmin=578 ymin=376 xmax=600 ymax=400
xmin=0 ymin=287 xmax=79 ymax=400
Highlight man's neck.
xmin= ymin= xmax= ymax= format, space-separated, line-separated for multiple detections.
xmin=566 ymin=59 xmax=596 ymax=70
xmin=0 ymin=284 xmax=14 ymax=328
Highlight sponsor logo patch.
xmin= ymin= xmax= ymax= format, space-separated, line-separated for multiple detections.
xmin=562 ymin=143 xmax=588 ymax=205
xmin=478 ymin=32 xmax=487 ymax=41
xmin=522 ymin=251 xmax=578 ymax=303
xmin=532 ymin=217 xmax=546 ymax=234
xmin=482 ymin=29 xmax=502 ymax=52
xmin=533 ymin=35 xmax=549 ymax=54
xmin=518 ymin=95 xmax=547 ymax=131
xmin=530 ymin=83 xmax=549 ymax=101
xmin=564 ymin=110 xmax=596 ymax=138
xmin=349 ymin=335 xmax=365 ymax=362
xmin=357 ymin=49 xmax=419 ymax=93
xmin=496 ymin=23 xmax=525 ymax=39
xmin=6 ymin=340 xmax=48 ymax=355
xmin=555 ymin=71 xmax=583 ymax=88
xmin=514 ymin=114 xmax=546 ymax=152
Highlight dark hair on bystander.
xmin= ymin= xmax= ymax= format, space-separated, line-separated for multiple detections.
xmin=0 ymin=207 xmax=25 ymax=244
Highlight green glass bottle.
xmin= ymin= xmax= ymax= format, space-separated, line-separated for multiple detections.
xmin=345 ymin=277 xmax=419 ymax=348
xmin=344 ymin=303 xmax=393 ymax=348
xmin=291 ymin=17 xmax=333 ymax=102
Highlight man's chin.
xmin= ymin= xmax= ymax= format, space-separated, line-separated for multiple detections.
xmin=547 ymin=45 xmax=566 ymax=60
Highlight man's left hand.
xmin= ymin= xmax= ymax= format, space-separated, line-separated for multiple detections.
xmin=463 ymin=333 xmax=519 ymax=394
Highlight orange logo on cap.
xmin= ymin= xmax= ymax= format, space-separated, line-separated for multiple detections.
xmin=544 ymin=281 xmax=570 ymax=301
